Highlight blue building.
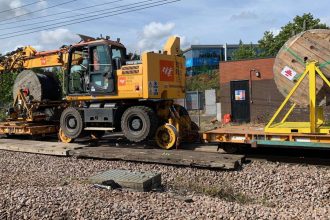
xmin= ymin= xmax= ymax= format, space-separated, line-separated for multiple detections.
xmin=183 ymin=44 xmax=259 ymax=76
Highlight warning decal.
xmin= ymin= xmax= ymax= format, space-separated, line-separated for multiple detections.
xmin=281 ymin=66 xmax=297 ymax=81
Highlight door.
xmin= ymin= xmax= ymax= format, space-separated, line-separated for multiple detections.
xmin=88 ymin=45 xmax=115 ymax=94
xmin=230 ymin=80 xmax=250 ymax=123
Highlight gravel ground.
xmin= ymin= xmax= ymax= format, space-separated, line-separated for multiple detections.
xmin=0 ymin=150 xmax=329 ymax=219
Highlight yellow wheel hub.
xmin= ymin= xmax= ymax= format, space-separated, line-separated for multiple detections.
xmin=155 ymin=124 xmax=178 ymax=149
xmin=58 ymin=128 xmax=74 ymax=143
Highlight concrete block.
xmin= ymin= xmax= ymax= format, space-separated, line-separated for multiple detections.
xmin=88 ymin=169 xmax=161 ymax=192
xmin=205 ymin=89 xmax=216 ymax=106
xmin=205 ymin=105 xmax=217 ymax=116
xmin=217 ymin=103 xmax=222 ymax=122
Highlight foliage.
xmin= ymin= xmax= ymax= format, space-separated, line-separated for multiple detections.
xmin=51 ymin=67 xmax=65 ymax=91
xmin=186 ymin=70 xmax=220 ymax=91
xmin=258 ymin=13 xmax=329 ymax=57
xmin=0 ymin=108 xmax=6 ymax=121
xmin=231 ymin=40 xmax=258 ymax=60
xmin=0 ymin=72 xmax=18 ymax=105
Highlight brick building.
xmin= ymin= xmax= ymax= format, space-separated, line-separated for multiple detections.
xmin=219 ymin=57 xmax=285 ymax=123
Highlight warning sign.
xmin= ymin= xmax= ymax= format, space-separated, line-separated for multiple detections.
xmin=281 ymin=66 xmax=297 ymax=81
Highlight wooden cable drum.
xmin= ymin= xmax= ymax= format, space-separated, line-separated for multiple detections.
xmin=273 ymin=29 xmax=330 ymax=106
xmin=13 ymin=70 xmax=62 ymax=102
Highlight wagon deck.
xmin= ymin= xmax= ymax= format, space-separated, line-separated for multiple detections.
xmin=0 ymin=121 xmax=58 ymax=136
xmin=203 ymin=125 xmax=330 ymax=149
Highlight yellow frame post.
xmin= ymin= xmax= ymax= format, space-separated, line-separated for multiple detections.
xmin=309 ymin=62 xmax=316 ymax=133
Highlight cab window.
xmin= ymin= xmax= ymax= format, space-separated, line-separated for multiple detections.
xmin=90 ymin=45 xmax=111 ymax=72
xmin=89 ymin=45 xmax=114 ymax=93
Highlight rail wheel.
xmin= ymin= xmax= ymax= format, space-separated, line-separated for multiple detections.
xmin=58 ymin=128 xmax=74 ymax=143
xmin=155 ymin=124 xmax=178 ymax=149
xmin=60 ymin=107 xmax=84 ymax=139
xmin=121 ymin=106 xmax=158 ymax=142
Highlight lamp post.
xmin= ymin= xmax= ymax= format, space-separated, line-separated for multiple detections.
xmin=249 ymin=69 xmax=261 ymax=104
xmin=249 ymin=69 xmax=261 ymax=122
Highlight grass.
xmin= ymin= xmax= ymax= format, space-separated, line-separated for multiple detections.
xmin=259 ymin=195 xmax=276 ymax=208
xmin=173 ymin=176 xmax=252 ymax=204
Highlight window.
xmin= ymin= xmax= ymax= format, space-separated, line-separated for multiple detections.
xmin=112 ymin=47 xmax=123 ymax=59
xmin=89 ymin=45 xmax=114 ymax=93
xmin=90 ymin=45 xmax=111 ymax=72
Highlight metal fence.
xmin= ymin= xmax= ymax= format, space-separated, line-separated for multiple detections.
xmin=175 ymin=91 xmax=205 ymax=111
xmin=175 ymin=89 xmax=219 ymax=127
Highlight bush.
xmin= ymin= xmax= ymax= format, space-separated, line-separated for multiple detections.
xmin=0 ymin=72 xmax=17 ymax=104
xmin=0 ymin=108 xmax=6 ymax=122
xmin=186 ymin=70 xmax=220 ymax=91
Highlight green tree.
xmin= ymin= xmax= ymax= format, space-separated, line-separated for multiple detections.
xmin=186 ymin=70 xmax=220 ymax=91
xmin=259 ymin=13 xmax=329 ymax=57
xmin=231 ymin=40 xmax=258 ymax=60
xmin=0 ymin=72 xmax=17 ymax=105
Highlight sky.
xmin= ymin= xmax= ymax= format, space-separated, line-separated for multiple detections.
xmin=0 ymin=0 xmax=329 ymax=54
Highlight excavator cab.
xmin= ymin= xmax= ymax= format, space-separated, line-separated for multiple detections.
xmin=67 ymin=41 xmax=126 ymax=96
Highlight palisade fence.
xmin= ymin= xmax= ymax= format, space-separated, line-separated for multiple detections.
xmin=175 ymin=91 xmax=205 ymax=111
xmin=175 ymin=89 xmax=219 ymax=126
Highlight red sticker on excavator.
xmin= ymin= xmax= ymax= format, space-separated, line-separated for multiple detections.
xmin=160 ymin=60 xmax=174 ymax=81
xmin=40 ymin=57 xmax=47 ymax=65
xmin=118 ymin=76 xmax=126 ymax=86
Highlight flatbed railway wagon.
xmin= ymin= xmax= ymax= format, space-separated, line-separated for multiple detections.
xmin=204 ymin=30 xmax=330 ymax=153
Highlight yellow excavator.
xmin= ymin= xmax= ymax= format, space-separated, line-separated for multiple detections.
xmin=0 ymin=35 xmax=199 ymax=149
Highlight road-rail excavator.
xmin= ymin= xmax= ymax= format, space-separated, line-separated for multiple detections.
xmin=0 ymin=35 xmax=199 ymax=149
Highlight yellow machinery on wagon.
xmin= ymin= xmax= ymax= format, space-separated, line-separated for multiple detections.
xmin=0 ymin=35 xmax=199 ymax=149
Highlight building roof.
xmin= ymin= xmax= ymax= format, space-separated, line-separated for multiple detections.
xmin=220 ymin=56 xmax=275 ymax=63
xmin=182 ymin=43 xmax=259 ymax=53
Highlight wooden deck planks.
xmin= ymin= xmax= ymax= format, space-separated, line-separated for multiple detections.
xmin=73 ymin=146 xmax=244 ymax=170
xmin=0 ymin=138 xmax=244 ymax=170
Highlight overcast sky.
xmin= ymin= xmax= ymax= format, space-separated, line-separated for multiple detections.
xmin=0 ymin=0 xmax=329 ymax=54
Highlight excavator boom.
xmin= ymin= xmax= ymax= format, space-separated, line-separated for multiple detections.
xmin=0 ymin=46 xmax=70 ymax=73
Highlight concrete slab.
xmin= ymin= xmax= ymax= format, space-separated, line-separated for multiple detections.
xmin=89 ymin=169 xmax=161 ymax=192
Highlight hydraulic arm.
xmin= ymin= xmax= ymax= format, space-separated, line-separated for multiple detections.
xmin=0 ymin=46 xmax=70 ymax=73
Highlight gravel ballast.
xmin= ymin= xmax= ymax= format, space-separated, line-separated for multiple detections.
xmin=0 ymin=150 xmax=329 ymax=219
